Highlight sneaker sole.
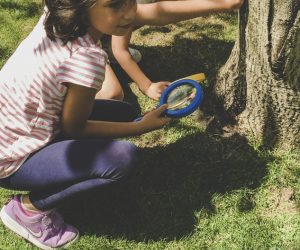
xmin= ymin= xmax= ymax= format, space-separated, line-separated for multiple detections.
xmin=0 ymin=206 xmax=79 ymax=250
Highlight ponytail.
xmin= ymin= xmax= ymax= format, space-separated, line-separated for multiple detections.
xmin=43 ymin=0 xmax=96 ymax=44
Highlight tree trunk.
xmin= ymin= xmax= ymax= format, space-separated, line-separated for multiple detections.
xmin=214 ymin=0 xmax=300 ymax=148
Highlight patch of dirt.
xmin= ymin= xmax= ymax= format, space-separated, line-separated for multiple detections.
xmin=263 ymin=187 xmax=299 ymax=217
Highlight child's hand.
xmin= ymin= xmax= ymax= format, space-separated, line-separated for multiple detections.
xmin=139 ymin=105 xmax=171 ymax=133
xmin=145 ymin=81 xmax=170 ymax=100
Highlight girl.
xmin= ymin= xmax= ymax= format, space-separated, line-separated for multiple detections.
xmin=0 ymin=0 xmax=244 ymax=249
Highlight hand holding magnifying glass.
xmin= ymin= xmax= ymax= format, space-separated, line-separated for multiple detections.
xmin=135 ymin=73 xmax=205 ymax=121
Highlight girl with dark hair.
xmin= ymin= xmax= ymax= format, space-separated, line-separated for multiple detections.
xmin=0 ymin=0 xmax=243 ymax=249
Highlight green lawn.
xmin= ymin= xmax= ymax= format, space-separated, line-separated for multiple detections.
xmin=0 ymin=1 xmax=299 ymax=249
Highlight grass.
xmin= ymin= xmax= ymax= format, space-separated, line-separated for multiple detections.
xmin=0 ymin=1 xmax=299 ymax=249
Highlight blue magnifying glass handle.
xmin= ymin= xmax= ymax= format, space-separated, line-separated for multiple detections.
xmin=134 ymin=117 xmax=143 ymax=122
xmin=134 ymin=79 xmax=203 ymax=121
xmin=134 ymin=104 xmax=163 ymax=122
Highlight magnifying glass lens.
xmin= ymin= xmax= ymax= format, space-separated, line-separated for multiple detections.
xmin=166 ymin=84 xmax=197 ymax=111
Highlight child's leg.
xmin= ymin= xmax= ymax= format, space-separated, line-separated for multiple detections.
xmin=3 ymin=138 xmax=137 ymax=211
xmin=0 ymin=138 xmax=136 ymax=249
xmin=0 ymin=99 xmax=137 ymax=249
xmin=0 ymin=99 xmax=138 ymax=211
xmin=95 ymin=64 xmax=124 ymax=100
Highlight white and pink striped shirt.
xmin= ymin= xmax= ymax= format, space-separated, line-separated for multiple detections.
xmin=0 ymin=15 xmax=108 ymax=178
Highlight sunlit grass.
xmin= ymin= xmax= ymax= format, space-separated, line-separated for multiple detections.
xmin=0 ymin=1 xmax=299 ymax=249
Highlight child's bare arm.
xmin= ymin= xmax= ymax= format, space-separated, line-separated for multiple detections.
xmin=61 ymin=83 xmax=171 ymax=139
xmin=111 ymin=31 xmax=152 ymax=93
xmin=134 ymin=0 xmax=244 ymax=26
xmin=112 ymin=33 xmax=169 ymax=100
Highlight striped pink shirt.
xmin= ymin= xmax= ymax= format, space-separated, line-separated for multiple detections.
xmin=0 ymin=15 xmax=108 ymax=178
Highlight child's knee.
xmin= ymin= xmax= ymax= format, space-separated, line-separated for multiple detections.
xmin=113 ymin=141 xmax=138 ymax=179
xmin=111 ymin=89 xmax=124 ymax=101
xmin=96 ymin=88 xmax=124 ymax=101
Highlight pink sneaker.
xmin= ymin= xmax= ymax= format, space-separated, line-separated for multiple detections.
xmin=0 ymin=195 xmax=79 ymax=250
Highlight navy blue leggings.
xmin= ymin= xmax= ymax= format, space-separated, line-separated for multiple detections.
xmin=0 ymin=100 xmax=138 ymax=210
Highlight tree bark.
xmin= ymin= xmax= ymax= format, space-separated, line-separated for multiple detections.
xmin=214 ymin=0 xmax=300 ymax=148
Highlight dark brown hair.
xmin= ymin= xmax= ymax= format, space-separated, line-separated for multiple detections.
xmin=43 ymin=0 xmax=97 ymax=44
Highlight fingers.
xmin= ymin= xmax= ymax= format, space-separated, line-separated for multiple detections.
xmin=161 ymin=81 xmax=170 ymax=88
xmin=144 ymin=104 xmax=167 ymax=117
xmin=156 ymin=82 xmax=169 ymax=96
xmin=156 ymin=81 xmax=170 ymax=87
xmin=142 ymin=104 xmax=172 ymax=128
xmin=146 ymin=81 xmax=170 ymax=100
xmin=155 ymin=104 xmax=168 ymax=115
xmin=156 ymin=106 xmax=172 ymax=123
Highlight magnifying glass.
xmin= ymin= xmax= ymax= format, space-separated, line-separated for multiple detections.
xmin=134 ymin=73 xmax=205 ymax=121
xmin=159 ymin=78 xmax=203 ymax=118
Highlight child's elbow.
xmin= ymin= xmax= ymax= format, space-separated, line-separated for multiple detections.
xmin=61 ymin=122 xmax=84 ymax=139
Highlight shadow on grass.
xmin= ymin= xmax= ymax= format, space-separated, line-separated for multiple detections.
xmin=59 ymin=131 xmax=268 ymax=241
xmin=112 ymin=34 xmax=234 ymax=116
xmin=135 ymin=32 xmax=234 ymax=83
xmin=60 ymin=12 xmax=252 ymax=242
xmin=57 ymin=19 xmax=263 ymax=242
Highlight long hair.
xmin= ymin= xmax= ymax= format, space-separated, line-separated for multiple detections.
xmin=43 ymin=0 xmax=97 ymax=44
